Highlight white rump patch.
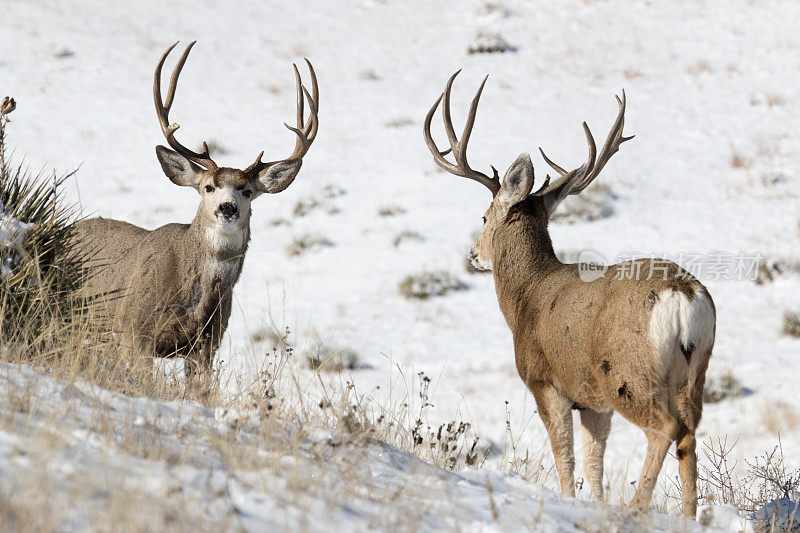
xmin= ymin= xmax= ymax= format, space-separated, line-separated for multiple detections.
xmin=649 ymin=289 xmax=716 ymax=380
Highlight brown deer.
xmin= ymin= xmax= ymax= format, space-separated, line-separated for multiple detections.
xmin=73 ymin=41 xmax=318 ymax=376
xmin=423 ymin=72 xmax=715 ymax=518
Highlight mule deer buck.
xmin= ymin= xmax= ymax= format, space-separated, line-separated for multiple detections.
xmin=423 ymin=72 xmax=715 ymax=518
xmin=73 ymin=41 xmax=318 ymax=377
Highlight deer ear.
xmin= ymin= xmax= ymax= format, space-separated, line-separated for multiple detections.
xmin=496 ymin=153 xmax=535 ymax=206
xmin=254 ymin=159 xmax=302 ymax=194
xmin=156 ymin=145 xmax=204 ymax=188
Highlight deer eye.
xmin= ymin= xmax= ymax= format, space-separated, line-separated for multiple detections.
xmin=242 ymin=190 xmax=252 ymax=198
xmin=482 ymin=216 xmax=487 ymax=224
xmin=204 ymin=185 xmax=215 ymax=193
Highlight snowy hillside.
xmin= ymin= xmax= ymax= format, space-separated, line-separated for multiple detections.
xmin=0 ymin=361 xmax=733 ymax=531
xmin=2 ymin=0 xmax=800 ymax=530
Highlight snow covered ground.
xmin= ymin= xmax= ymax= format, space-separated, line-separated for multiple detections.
xmin=2 ymin=0 xmax=800 ymax=529
xmin=0 ymin=361 xmax=740 ymax=531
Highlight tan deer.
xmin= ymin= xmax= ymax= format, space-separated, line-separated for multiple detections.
xmin=423 ymin=72 xmax=715 ymax=518
xmin=73 ymin=41 xmax=318 ymax=376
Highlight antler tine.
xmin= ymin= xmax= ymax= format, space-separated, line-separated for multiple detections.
xmin=153 ymin=41 xmax=217 ymax=170
xmin=303 ymin=58 xmax=319 ymax=142
xmin=302 ymin=86 xmax=318 ymax=141
xmin=422 ymin=71 xmax=500 ymax=196
xmin=536 ymin=121 xmax=596 ymax=196
xmin=245 ymin=60 xmax=319 ymax=176
xmin=458 ymin=75 xmax=488 ymax=163
xmin=571 ymin=90 xmax=633 ymax=194
xmin=535 ymin=91 xmax=632 ymax=197
xmin=293 ymin=64 xmax=304 ymax=141
xmin=441 ymin=70 xmax=462 ymax=150
xmin=423 ymin=93 xmax=458 ymax=173
xmin=539 ymin=147 xmax=568 ymax=176
xmin=283 ymin=61 xmax=319 ymax=160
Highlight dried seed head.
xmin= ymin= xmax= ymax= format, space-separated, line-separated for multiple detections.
xmin=0 ymin=96 xmax=15 ymax=116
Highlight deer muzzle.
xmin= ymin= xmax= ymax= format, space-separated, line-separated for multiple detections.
xmin=217 ymin=202 xmax=239 ymax=221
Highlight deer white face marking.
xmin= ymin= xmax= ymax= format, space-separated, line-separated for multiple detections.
xmin=153 ymin=41 xmax=318 ymax=258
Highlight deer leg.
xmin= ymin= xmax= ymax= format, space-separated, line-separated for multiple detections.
xmin=580 ymin=409 xmax=612 ymax=501
xmin=629 ymin=420 xmax=677 ymax=513
xmin=676 ymin=424 xmax=698 ymax=519
xmin=532 ymin=383 xmax=576 ymax=497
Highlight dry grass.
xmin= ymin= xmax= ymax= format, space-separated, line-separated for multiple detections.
xmin=550 ymin=183 xmax=615 ymax=224
xmin=377 ymin=205 xmax=405 ymax=217
xmin=700 ymin=436 xmax=800 ymax=519
xmin=782 ymin=311 xmax=800 ymax=338
xmin=704 ymin=371 xmax=745 ymax=403
xmin=729 ymin=144 xmax=749 ymax=169
xmin=761 ymin=402 xmax=800 ymax=435
xmin=467 ymin=32 xmax=516 ymax=55
xmin=686 ymin=59 xmax=712 ymax=76
xmin=398 ymin=270 xmax=466 ymax=299
xmin=0 ymin=308 xmax=488 ymax=529
xmin=392 ymin=229 xmax=423 ymax=247
xmin=285 ymin=233 xmax=333 ymax=257
xmin=302 ymin=334 xmax=360 ymax=372
xmin=623 ymin=68 xmax=641 ymax=80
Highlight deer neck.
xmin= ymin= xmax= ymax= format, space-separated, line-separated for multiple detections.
xmin=491 ymin=202 xmax=561 ymax=330
xmin=191 ymin=210 xmax=250 ymax=266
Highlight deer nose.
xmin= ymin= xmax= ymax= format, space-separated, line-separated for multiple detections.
xmin=218 ymin=202 xmax=238 ymax=219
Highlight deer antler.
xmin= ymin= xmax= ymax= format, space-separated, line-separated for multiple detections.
xmin=535 ymin=91 xmax=633 ymax=197
xmin=423 ymin=71 xmax=501 ymax=196
xmin=153 ymin=41 xmax=218 ymax=171
xmin=244 ymin=59 xmax=319 ymax=178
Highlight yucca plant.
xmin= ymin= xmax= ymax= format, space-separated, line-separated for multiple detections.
xmin=0 ymin=96 xmax=85 ymax=351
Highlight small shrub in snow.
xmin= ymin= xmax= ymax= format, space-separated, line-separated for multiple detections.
xmin=755 ymin=257 xmax=800 ymax=285
xmin=687 ymin=59 xmax=712 ymax=76
xmin=756 ymin=262 xmax=777 ymax=285
xmin=477 ymin=2 xmax=513 ymax=19
xmin=357 ymin=69 xmax=379 ymax=81
xmin=729 ymin=144 xmax=749 ymax=169
xmin=293 ymin=197 xmax=323 ymax=217
xmin=783 ymin=311 xmax=800 ymax=338
xmin=704 ymin=372 xmax=744 ymax=403
xmin=50 ymin=45 xmax=74 ymax=59
xmin=269 ymin=217 xmax=290 ymax=227
xmin=293 ymin=186 xmax=343 ymax=217
xmin=319 ymin=184 xmax=346 ymax=199
xmin=0 ymin=96 xmax=85 ymax=347
xmin=550 ymin=183 xmax=615 ymax=224
xmin=392 ymin=230 xmax=423 ymax=247
xmin=701 ymin=437 xmax=800 ymax=516
xmin=378 ymin=205 xmax=405 ymax=217
xmin=304 ymin=338 xmax=360 ymax=373
xmin=399 ymin=271 xmax=466 ymax=299
xmin=285 ymin=234 xmax=333 ymax=257
xmin=251 ymin=324 xmax=292 ymax=351
xmin=410 ymin=372 xmax=486 ymax=469
xmin=467 ymin=32 xmax=516 ymax=55
xmin=383 ymin=118 xmax=414 ymax=128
